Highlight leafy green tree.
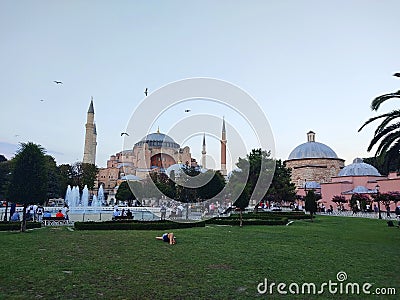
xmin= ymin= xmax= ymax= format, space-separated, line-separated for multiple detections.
xmin=331 ymin=195 xmax=347 ymax=211
xmin=0 ymin=158 xmax=13 ymax=221
xmin=0 ymin=158 xmax=12 ymax=200
xmin=350 ymin=193 xmax=370 ymax=212
xmin=229 ymin=149 xmax=275 ymax=226
xmin=58 ymin=164 xmax=72 ymax=195
xmin=304 ymin=190 xmax=318 ymax=222
xmin=116 ymin=181 xmax=137 ymax=206
xmin=359 ymin=73 xmax=400 ymax=171
xmin=60 ymin=162 xmax=98 ymax=191
xmin=44 ymin=155 xmax=63 ymax=199
xmin=363 ymin=154 xmax=400 ymax=175
xmin=8 ymin=143 xmax=48 ymax=231
xmin=148 ymin=172 xmax=176 ymax=200
xmin=198 ymin=170 xmax=225 ymax=200
xmin=266 ymin=160 xmax=296 ymax=204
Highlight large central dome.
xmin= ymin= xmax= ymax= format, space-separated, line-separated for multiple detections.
xmin=135 ymin=131 xmax=180 ymax=149
xmin=288 ymin=131 xmax=338 ymax=160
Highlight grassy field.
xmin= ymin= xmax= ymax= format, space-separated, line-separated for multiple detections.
xmin=0 ymin=216 xmax=399 ymax=299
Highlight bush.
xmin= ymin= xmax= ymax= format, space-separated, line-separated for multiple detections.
xmin=0 ymin=222 xmax=42 ymax=231
xmin=74 ymin=220 xmax=206 ymax=230
xmin=228 ymin=211 xmax=312 ymax=220
xmin=206 ymin=218 xmax=288 ymax=226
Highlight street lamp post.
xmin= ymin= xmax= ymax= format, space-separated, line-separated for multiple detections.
xmin=376 ymin=184 xmax=382 ymax=219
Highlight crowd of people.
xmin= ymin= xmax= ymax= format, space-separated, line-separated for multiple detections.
xmin=9 ymin=204 xmax=70 ymax=222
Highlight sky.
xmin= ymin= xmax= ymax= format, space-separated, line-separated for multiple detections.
xmin=1 ymin=0 xmax=399 ymax=171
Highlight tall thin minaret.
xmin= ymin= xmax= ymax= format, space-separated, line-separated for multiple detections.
xmin=220 ymin=117 xmax=227 ymax=176
xmin=83 ymin=97 xmax=97 ymax=164
xmin=201 ymin=133 xmax=207 ymax=169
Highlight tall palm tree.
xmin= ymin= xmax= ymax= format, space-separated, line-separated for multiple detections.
xmin=359 ymin=73 xmax=400 ymax=170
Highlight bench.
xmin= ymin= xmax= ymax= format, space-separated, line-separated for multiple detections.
xmin=42 ymin=216 xmax=69 ymax=226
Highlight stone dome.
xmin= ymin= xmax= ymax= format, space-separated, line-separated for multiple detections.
xmin=338 ymin=158 xmax=381 ymax=177
xmin=288 ymin=131 xmax=338 ymax=160
xmin=135 ymin=131 xmax=180 ymax=149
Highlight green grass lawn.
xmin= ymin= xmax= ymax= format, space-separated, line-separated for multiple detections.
xmin=0 ymin=216 xmax=399 ymax=299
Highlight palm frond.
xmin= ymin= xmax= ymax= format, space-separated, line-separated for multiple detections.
xmin=371 ymin=91 xmax=400 ymax=111
xmin=374 ymin=110 xmax=400 ymax=135
xmin=358 ymin=112 xmax=394 ymax=132
xmin=367 ymin=123 xmax=400 ymax=152
xmin=373 ymin=129 xmax=400 ymax=155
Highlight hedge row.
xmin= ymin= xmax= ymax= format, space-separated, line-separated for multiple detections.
xmin=74 ymin=220 xmax=206 ymax=230
xmin=206 ymin=217 xmax=288 ymax=226
xmin=0 ymin=222 xmax=42 ymax=231
xmin=229 ymin=211 xmax=312 ymax=220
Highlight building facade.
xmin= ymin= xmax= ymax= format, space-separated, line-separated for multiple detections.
xmin=284 ymin=131 xmax=345 ymax=188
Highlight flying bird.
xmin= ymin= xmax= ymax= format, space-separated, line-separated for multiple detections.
xmin=121 ymin=132 xmax=129 ymax=136
xmin=54 ymin=81 xmax=63 ymax=84
xmin=144 ymin=88 xmax=148 ymax=96
xmin=185 ymin=109 xmax=191 ymax=113
xmin=40 ymin=99 xmax=44 ymax=102
xmin=393 ymin=73 xmax=400 ymax=77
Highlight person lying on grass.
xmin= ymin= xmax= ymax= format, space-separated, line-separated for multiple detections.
xmin=156 ymin=232 xmax=176 ymax=245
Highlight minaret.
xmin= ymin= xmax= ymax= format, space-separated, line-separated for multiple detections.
xmin=83 ymin=97 xmax=97 ymax=164
xmin=220 ymin=117 xmax=227 ymax=176
xmin=201 ymin=133 xmax=207 ymax=169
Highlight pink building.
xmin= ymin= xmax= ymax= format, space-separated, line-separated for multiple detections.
xmin=298 ymin=158 xmax=400 ymax=212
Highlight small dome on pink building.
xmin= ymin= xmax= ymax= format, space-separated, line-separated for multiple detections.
xmin=338 ymin=158 xmax=381 ymax=177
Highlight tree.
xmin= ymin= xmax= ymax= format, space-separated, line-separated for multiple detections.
xmin=0 ymin=158 xmax=12 ymax=221
xmin=331 ymin=195 xmax=347 ymax=211
xmin=266 ymin=160 xmax=296 ymax=205
xmin=304 ymin=190 xmax=318 ymax=222
xmin=59 ymin=162 xmax=98 ymax=191
xmin=8 ymin=143 xmax=48 ymax=231
xmin=229 ymin=149 xmax=275 ymax=226
xmin=115 ymin=181 xmax=137 ymax=206
xmin=44 ymin=155 xmax=63 ymax=199
xmin=350 ymin=193 xmax=370 ymax=212
xmin=198 ymin=170 xmax=226 ymax=200
xmin=148 ymin=172 xmax=176 ymax=200
xmin=359 ymin=73 xmax=400 ymax=171
xmin=363 ymin=154 xmax=400 ymax=175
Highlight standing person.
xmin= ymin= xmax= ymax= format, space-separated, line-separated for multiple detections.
xmin=33 ymin=204 xmax=38 ymax=221
xmin=160 ymin=205 xmax=167 ymax=220
xmin=62 ymin=204 xmax=69 ymax=221
xmin=36 ymin=205 xmax=44 ymax=222
xmin=386 ymin=205 xmax=391 ymax=218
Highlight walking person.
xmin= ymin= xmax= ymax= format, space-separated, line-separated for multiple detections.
xmin=36 ymin=205 xmax=44 ymax=222
xmin=386 ymin=205 xmax=391 ymax=218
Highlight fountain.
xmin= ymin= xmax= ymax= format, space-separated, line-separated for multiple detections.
xmin=62 ymin=184 xmax=160 ymax=222
xmin=98 ymin=185 xmax=105 ymax=206
xmin=81 ymin=185 xmax=89 ymax=208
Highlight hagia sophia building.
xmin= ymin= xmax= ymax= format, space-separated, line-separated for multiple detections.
xmin=82 ymin=100 xmax=227 ymax=200
xmin=83 ymin=100 xmax=399 ymax=209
